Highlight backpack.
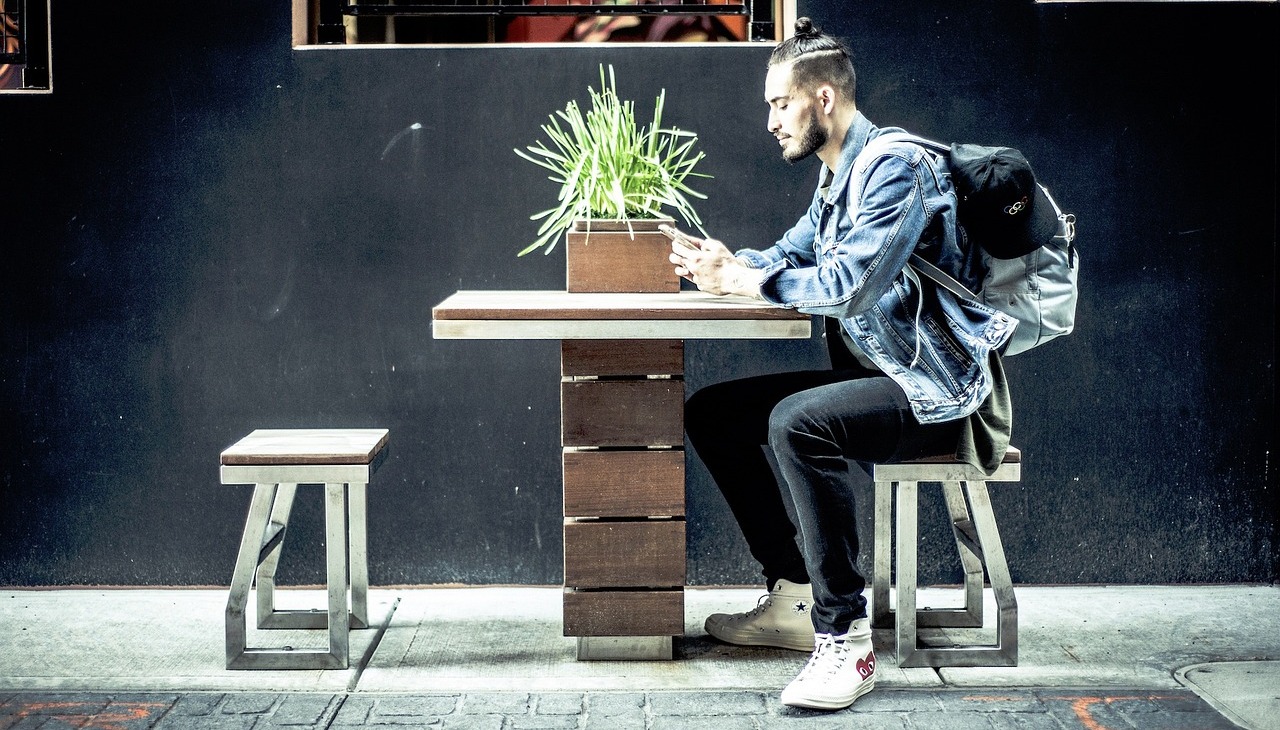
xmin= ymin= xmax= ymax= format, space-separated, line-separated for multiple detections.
xmin=858 ymin=133 xmax=1079 ymax=356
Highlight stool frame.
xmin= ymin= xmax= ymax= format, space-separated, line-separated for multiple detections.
xmin=871 ymin=451 xmax=1021 ymax=668
xmin=222 ymin=449 xmax=381 ymax=670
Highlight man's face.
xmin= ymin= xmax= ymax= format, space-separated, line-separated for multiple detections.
xmin=765 ymin=63 xmax=826 ymax=164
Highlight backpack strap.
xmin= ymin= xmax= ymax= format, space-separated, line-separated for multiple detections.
xmin=852 ymin=131 xmax=979 ymax=303
xmin=865 ymin=133 xmax=980 ymax=303
xmin=909 ymin=253 xmax=978 ymax=301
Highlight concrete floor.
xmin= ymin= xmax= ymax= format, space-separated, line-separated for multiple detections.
xmin=0 ymin=585 xmax=1277 ymax=728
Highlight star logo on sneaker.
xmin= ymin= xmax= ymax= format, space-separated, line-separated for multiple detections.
xmin=792 ymin=600 xmax=809 ymax=614
xmin=856 ymin=650 xmax=876 ymax=680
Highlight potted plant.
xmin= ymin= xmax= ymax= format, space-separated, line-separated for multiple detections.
xmin=515 ymin=64 xmax=711 ymax=293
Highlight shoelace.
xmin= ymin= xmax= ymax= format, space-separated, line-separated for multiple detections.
xmin=742 ymin=593 xmax=771 ymax=618
xmin=797 ymin=633 xmax=851 ymax=678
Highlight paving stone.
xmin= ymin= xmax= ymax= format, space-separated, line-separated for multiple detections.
xmin=534 ymin=693 xmax=585 ymax=716
xmin=222 ymin=693 xmax=280 ymax=715
xmin=153 ymin=715 xmax=260 ymax=730
xmin=586 ymin=693 xmax=645 ymax=719
xmin=99 ymin=697 xmax=180 ymax=730
xmin=581 ymin=717 xmax=646 ymax=730
xmin=942 ymin=691 xmax=1047 ymax=714
xmin=328 ymin=697 xmax=375 ymax=726
xmin=851 ymin=689 xmax=945 ymax=713
xmin=987 ymin=713 xmax=1070 ymax=730
xmin=263 ymin=694 xmax=337 ymax=726
xmin=3 ymin=696 xmax=111 ymax=715
xmin=167 ymin=694 xmax=224 ymax=716
xmin=907 ymin=712 xmax=997 ymax=730
xmin=650 ymin=716 xmax=759 ymax=730
xmin=439 ymin=715 xmax=506 ymax=730
xmin=509 ymin=716 xmax=581 ymax=729
xmin=460 ymin=692 xmax=531 ymax=715
xmin=372 ymin=695 xmax=460 ymax=717
xmin=647 ymin=691 xmax=768 ymax=716
xmin=763 ymin=710 xmax=909 ymax=729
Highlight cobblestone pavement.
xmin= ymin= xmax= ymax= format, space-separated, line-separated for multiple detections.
xmin=0 ymin=689 xmax=1243 ymax=729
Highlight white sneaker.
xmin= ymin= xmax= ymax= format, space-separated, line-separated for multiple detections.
xmin=704 ymin=579 xmax=815 ymax=652
xmin=780 ymin=619 xmax=876 ymax=711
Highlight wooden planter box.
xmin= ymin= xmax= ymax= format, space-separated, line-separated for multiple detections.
xmin=566 ymin=219 xmax=679 ymax=294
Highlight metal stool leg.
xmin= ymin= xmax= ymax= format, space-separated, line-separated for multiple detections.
xmin=913 ymin=481 xmax=984 ymax=628
xmin=225 ymin=482 xmax=354 ymax=670
xmin=894 ymin=480 xmax=922 ymax=666
xmin=323 ymin=483 xmax=350 ymax=668
xmin=872 ymin=477 xmax=894 ymax=630
xmin=226 ymin=484 xmax=278 ymax=668
xmin=255 ymin=483 xmax=298 ymax=629
xmin=964 ymin=480 xmax=1018 ymax=665
xmin=348 ymin=482 xmax=369 ymax=629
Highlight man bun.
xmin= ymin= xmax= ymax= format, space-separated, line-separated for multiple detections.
xmin=793 ymin=17 xmax=821 ymax=38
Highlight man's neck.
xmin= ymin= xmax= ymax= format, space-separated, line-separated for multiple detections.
xmin=817 ymin=106 xmax=857 ymax=170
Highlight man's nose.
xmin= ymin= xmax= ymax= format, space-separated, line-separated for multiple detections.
xmin=767 ymin=110 xmax=780 ymax=133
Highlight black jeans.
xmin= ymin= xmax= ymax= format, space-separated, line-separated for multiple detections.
xmin=685 ymin=365 xmax=964 ymax=635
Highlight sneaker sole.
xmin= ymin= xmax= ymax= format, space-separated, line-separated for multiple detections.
xmin=704 ymin=621 xmax=815 ymax=652
xmin=780 ymin=679 xmax=875 ymax=711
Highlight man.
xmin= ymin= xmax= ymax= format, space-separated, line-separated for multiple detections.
xmin=668 ymin=18 xmax=1014 ymax=711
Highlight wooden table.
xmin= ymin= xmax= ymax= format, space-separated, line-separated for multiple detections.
xmin=432 ymin=290 xmax=811 ymax=660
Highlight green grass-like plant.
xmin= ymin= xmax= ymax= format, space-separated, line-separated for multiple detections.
xmin=514 ymin=64 xmax=711 ymax=256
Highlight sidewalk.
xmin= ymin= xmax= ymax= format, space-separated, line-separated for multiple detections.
xmin=1 ymin=585 xmax=1277 ymax=728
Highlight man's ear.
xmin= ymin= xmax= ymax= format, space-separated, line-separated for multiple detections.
xmin=816 ymin=84 xmax=837 ymax=115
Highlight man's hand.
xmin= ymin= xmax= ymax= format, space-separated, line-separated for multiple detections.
xmin=670 ymin=235 xmax=765 ymax=299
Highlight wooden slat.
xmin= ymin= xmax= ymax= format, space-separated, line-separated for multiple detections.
xmin=221 ymin=429 xmax=389 ymax=466
xmin=563 ymin=520 xmax=686 ymax=588
xmin=563 ymin=589 xmax=684 ymax=637
xmin=561 ymin=340 xmax=683 ymax=377
xmin=562 ymin=380 xmax=684 ymax=448
xmin=431 ymin=290 xmax=808 ymax=321
xmin=566 ymin=230 xmax=679 ymax=294
xmin=563 ymin=450 xmax=684 ymax=518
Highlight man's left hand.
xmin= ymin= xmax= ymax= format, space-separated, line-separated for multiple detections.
xmin=670 ymin=237 xmax=764 ymax=299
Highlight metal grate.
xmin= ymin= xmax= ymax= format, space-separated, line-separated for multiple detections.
xmin=321 ymin=0 xmax=775 ymax=42
xmin=342 ymin=0 xmax=751 ymax=16
xmin=1 ymin=0 xmax=22 ymax=65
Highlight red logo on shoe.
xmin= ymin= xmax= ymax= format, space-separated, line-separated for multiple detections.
xmin=856 ymin=650 xmax=876 ymax=680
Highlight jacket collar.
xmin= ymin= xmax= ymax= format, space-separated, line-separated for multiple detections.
xmin=822 ymin=111 xmax=876 ymax=204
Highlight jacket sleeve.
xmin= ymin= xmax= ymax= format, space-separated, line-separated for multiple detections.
xmin=757 ymin=151 xmax=928 ymax=317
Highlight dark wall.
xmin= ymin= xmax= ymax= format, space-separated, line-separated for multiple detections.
xmin=1 ymin=0 xmax=1274 ymax=587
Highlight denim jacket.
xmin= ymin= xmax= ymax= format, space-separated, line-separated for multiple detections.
xmin=737 ymin=113 xmax=1015 ymax=424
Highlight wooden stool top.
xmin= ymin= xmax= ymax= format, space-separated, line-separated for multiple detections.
xmin=898 ymin=446 xmax=1020 ymax=465
xmin=221 ymin=429 xmax=389 ymax=466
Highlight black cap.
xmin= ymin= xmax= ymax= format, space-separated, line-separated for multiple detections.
xmin=950 ymin=143 xmax=1059 ymax=259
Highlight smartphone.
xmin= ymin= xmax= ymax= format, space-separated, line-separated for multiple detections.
xmin=659 ymin=224 xmax=701 ymax=251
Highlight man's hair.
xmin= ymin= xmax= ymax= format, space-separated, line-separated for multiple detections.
xmin=768 ymin=17 xmax=856 ymax=103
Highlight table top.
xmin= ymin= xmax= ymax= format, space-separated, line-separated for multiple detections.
xmin=432 ymin=290 xmax=811 ymax=340
xmin=221 ymin=429 xmax=390 ymax=466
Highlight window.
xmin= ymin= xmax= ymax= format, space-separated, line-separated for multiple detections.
xmin=292 ymin=0 xmax=791 ymax=46
xmin=0 ymin=0 xmax=50 ymax=93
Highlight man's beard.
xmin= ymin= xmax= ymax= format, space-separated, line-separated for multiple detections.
xmin=783 ymin=109 xmax=826 ymax=164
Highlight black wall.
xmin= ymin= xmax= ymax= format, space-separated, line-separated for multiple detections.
xmin=1 ymin=1 xmax=1275 ymax=587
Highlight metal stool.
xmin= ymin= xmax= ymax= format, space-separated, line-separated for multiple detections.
xmin=871 ymin=446 xmax=1020 ymax=667
xmin=220 ymin=428 xmax=388 ymax=670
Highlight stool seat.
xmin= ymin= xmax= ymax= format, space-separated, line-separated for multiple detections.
xmin=871 ymin=446 xmax=1020 ymax=668
xmin=221 ymin=428 xmax=388 ymax=670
